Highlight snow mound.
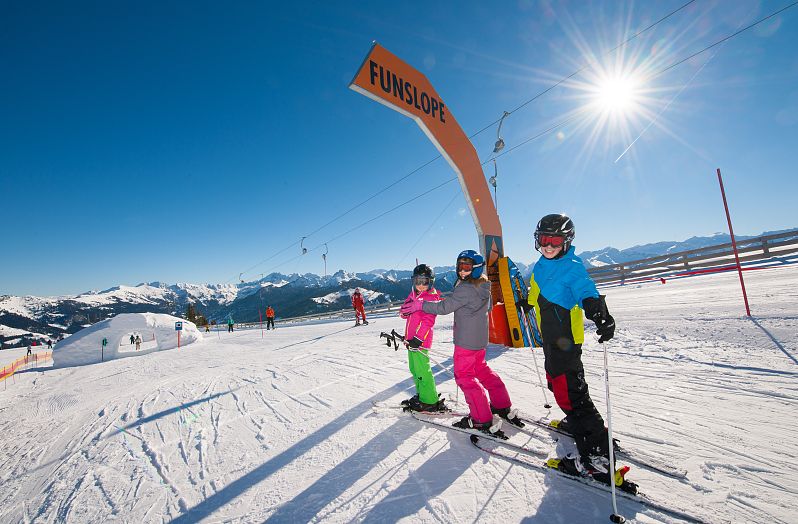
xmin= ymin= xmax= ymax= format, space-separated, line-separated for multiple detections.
xmin=52 ymin=313 xmax=201 ymax=369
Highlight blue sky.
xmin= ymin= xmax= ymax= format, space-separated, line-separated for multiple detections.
xmin=2 ymin=1 xmax=797 ymax=296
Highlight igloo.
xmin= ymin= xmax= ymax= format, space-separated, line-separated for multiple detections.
xmin=52 ymin=313 xmax=201 ymax=368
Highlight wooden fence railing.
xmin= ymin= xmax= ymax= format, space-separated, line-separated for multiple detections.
xmin=587 ymin=230 xmax=798 ymax=285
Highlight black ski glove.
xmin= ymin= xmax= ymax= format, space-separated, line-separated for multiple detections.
xmin=583 ymin=295 xmax=615 ymax=343
xmin=406 ymin=336 xmax=423 ymax=349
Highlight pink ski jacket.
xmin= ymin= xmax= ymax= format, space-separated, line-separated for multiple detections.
xmin=402 ymin=288 xmax=442 ymax=349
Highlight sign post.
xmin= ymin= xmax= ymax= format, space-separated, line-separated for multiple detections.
xmin=350 ymin=43 xmax=507 ymax=343
xmin=175 ymin=321 xmax=183 ymax=348
xmin=101 ymin=337 xmax=107 ymax=362
xmin=349 ymin=43 xmax=504 ymax=268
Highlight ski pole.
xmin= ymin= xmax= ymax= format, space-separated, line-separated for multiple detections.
xmin=528 ymin=344 xmax=551 ymax=409
xmin=379 ymin=330 xmax=460 ymax=407
xmin=520 ymin=312 xmax=552 ymax=409
xmin=410 ymin=346 xmax=461 ymax=408
xmin=603 ymin=341 xmax=624 ymax=524
xmin=380 ymin=330 xmax=456 ymax=381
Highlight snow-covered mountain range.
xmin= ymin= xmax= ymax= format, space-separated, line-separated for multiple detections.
xmin=0 ymin=269 xmax=460 ymax=346
xmin=2 ymin=229 xmax=793 ymax=347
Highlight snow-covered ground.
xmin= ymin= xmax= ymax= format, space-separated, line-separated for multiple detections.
xmin=1 ymin=265 xmax=796 ymax=523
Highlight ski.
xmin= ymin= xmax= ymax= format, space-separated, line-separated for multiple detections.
xmin=470 ymin=435 xmax=706 ymax=524
xmin=370 ymin=400 xmax=464 ymax=417
xmin=518 ymin=416 xmax=687 ymax=480
xmin=410 ymin=412 xmax=552 ymax=454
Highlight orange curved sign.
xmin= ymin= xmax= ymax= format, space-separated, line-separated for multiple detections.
xmin=349 ymin=43 xmax=503 ymax=259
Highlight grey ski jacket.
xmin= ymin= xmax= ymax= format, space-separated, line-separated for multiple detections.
xmin=421 ymin=279 xmax=492 ymax=350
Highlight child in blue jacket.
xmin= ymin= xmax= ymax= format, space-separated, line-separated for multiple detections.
xmin=520 ymin=214 xmax=616 ymax=466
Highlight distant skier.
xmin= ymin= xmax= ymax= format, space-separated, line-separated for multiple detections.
xmin=518 ymin=214 xmax=617 ymax=473
xmin=227 ymin=317 xmax=234 ymax=333
xmin=399 ymin=264 xmax=446 ymax=412
xmin=402 ymin=250 xmax=520 ymax=436
xmin=27 ymin=343 xmax=32 ymax=356
xmin=266 ymin=306 xmax=275 ymax=330
xmin=135 ymin=335 xmax=142 ymax=351
xmin=47 ymin=339 xmax=52 ymax=350
xmin=352 ymin=288 xmax=368 ymax=326
xmin=205 ymin=324 xmax=210 ymax=333
xmin=130 ymin=334 xmax=135 ymax=345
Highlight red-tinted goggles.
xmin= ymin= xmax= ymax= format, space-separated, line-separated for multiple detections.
xmin=538 ymin=234 xmax=565 ymax=247
xmin=457 ymin=261 xmax=474 ymax=272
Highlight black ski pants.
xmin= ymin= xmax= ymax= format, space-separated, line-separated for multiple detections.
xmin=538 ymin=296 xmax=605 ymax=444
xmin=266 ymin=317 xmax=274 ymax=330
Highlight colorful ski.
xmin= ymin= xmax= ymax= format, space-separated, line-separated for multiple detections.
xmin=470 ymin=435 xmax=706 ymax=523
xmin=518 ymin=416 xmax=687 ymax=480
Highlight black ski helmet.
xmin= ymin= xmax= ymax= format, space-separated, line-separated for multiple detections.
xmin=412 ymin=264 xmax=435 ymax=287
xmin=535 ymin=213 xmax=575 ymax=256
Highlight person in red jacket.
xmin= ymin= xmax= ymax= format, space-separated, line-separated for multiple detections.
xmin=265 ymin=306 xmax=275 ymax=330
xmin=352 ymin=288 xmax=368 ymax=326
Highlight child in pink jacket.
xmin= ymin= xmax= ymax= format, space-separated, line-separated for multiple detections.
xmin=399 ymin=264 xmax=447 ymax=412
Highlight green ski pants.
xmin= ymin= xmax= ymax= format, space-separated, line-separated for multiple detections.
xmin=408 ymin=349 xmax=438 ymax=404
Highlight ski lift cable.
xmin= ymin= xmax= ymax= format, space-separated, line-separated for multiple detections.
xmin=394 ymin=189 xmax=461 ymax=269
xmin=235 ymin=0 xmax=784 ymax=283
xmin=468 ymin=0 xmax=698 ymax=136
xmin=252 ymin=177 xmax=460 ymax=277
xmin=234 ymin=156 xmax=440 ymax=283
xmin=651 ymin=1 xmax=798 ymax=80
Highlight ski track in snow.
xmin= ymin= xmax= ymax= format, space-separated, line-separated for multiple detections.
xmin=1 ymin=265 xmax=797 ymax=522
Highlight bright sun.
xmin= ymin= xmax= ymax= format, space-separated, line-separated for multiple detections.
xmin=594 ymin=76 xmax=640 ymax=113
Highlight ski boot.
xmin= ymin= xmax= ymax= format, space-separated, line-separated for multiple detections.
xmin=576 ymin=428 xmax=620 ymax=462
xmin=491 ymin=406 xmax=525 ymax=428
xmin=403 ymin=397 xmax=450 ymax=413
xmin=453 ymin=415 xmax=507 ymax=439
xmin=362 ymin=320 xmax=369 ymax=325
xmin=551 ymin=415 xmax=571 ymax=432
xmin=400 ymin=394 xmax=419 ymax=407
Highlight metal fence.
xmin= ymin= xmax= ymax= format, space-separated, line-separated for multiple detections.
xmin=586 ymin=230 xmax=798 ymax=285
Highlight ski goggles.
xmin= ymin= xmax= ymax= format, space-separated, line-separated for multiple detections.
xmin=412 ymin=276 xmax=432 ymax=286
xmin=537 ymin=234 xmax=565 ymax=247
xmin=457 ymin=260 xmax=474 ymax=272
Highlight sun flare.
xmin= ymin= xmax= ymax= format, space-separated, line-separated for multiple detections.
xmin=593 ymin=75 xmax=641 ymax=114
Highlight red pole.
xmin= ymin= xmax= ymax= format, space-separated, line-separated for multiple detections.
xmin=259 ymin=309 xmax=264 ymax=338
xmin=716 ymin=168 xmax=751 ymax=316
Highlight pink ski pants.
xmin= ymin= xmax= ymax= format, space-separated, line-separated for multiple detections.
xmin=453 ymin=346 xmax=512 ymax=424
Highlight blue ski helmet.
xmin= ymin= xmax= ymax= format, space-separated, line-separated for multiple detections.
xmin=456 ymin=249 xmax=485 ymax=279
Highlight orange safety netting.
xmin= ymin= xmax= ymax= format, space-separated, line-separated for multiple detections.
xmin=0 ymin=351 xmax=52 ymax=383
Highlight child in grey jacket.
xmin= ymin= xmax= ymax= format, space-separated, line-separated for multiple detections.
xmin=401 ymin=249 xmax=520 ymax=436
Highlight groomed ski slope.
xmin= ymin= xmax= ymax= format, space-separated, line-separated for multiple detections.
xmin=1 ymin=265 xmax=796 ymax=523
